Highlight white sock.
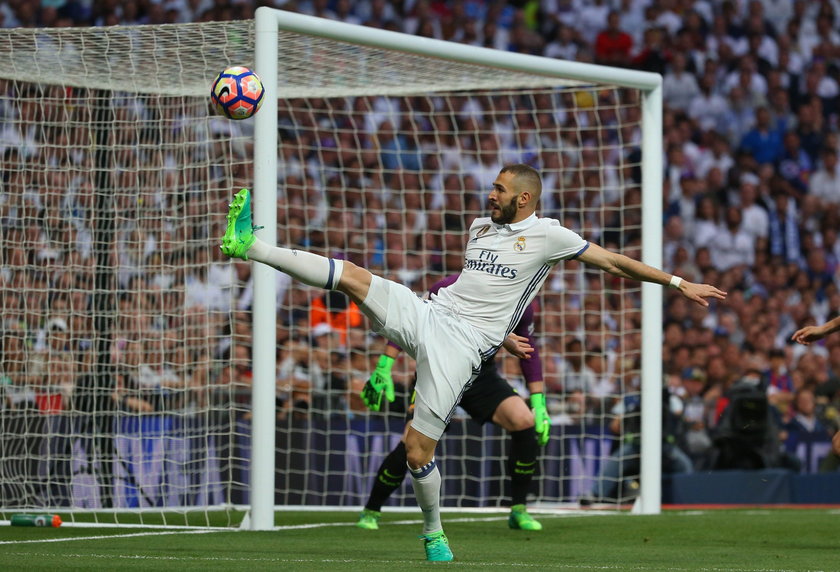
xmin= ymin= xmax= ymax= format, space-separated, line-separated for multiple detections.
xmin=247 ymin=237 xmax=344 ymax=290
xmin=408 ymin=458 xmax=443 ymax=535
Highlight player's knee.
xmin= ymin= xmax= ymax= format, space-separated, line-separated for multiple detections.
xmin=496 ymin=402 xmax=535 ymax=432
xmin=404 ymin=439 xmax=434 ymax=469
xmin=336 ymin=261 xmax=371 ymax=300
xmin=405 ymin=450 xmax=434 ymax=469
xmin=507 ymin=414 xmax=535 ymax=432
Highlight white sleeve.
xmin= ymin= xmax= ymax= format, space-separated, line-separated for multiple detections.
xmin=545 ymin=220 xmax=588 ymax=263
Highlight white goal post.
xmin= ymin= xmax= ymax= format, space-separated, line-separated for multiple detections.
xmin=251 ymin=8 xmax=663 ymax=530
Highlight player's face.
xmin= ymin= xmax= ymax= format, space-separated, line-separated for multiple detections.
xmin=488 ymin=172 xmax=519 ymax=225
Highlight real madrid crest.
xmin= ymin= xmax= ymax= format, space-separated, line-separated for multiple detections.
xmin=514 ymin=236 xmax=526 ymax=252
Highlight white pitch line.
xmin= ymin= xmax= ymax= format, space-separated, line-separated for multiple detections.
xmin=0 ymin=529 xmax=221 ymax=545
xmin=0 ymin=511 xmax=609 ymax=545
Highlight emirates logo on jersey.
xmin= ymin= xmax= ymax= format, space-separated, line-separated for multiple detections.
xmin=514 ymin=236 xmax=526 ymax=252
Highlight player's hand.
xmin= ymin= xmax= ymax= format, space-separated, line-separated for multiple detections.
xmin=530 ymin=392 xmax=551 ymax=446
xmin=678 ymin=281 xmax=727 ymax=307
xmin=791 ymin=326 xmax=826 ymax=346
xmin=503 ymin=333 xmax=533 ymax=360
xmin=361 ymin=354 xmax=396 ymax=411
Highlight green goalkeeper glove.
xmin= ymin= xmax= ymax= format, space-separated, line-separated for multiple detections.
xmin=361 ymin=354 xmax=396 ymax=411
xmin=530 ymin=392 xmax=551 ymax=446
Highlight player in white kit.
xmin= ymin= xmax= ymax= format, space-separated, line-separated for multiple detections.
xmin=220 ymin=163 xmax=727 ymax=562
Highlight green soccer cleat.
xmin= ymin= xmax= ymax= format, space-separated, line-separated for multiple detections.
xmin=356 ymin=509 xmax=381 ymax=530
xmin=221 ymin=188 xmax=262 ymax=260
xmin=420 ymin=531 xmax=453 ymax=562
xmin=508 ymin=504 xmax=543 ymax=531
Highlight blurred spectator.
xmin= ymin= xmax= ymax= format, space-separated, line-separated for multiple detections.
xmin=766 ymin=347 xmax=795 ymax=417
xmin=576 ymin=0 xmax=609 ymax=45
xmin=784 ymin=386 xmax=834 ymax=472
xmin=663 ymin=52 xmax=700 ymax=112
xmin=689 ymin=74 xmax=731 ymax=134
xmin=737 ymin=176 xmax=769 ymax=244
xmin=309 ymin=290 xmax=363 ymax=348
xmin=721 ymin=86 xmax=757 ymax=147
xmin=632 ymin=26 xmax=668 ymax=75
xmin=543 ymin=23 xmax=579 ymax=61
xmin=0 ymin=324 xmax=35 ymax=410
xmin=709 ymin=206 xmax=755 ymax=272
xmin=767 ymin=192 xmax=802 ymax=264
xmin=593 ymin=10 xmax=632 ymax=67
xmin=777 ymin=131 xmax=813 ymax=194
xmin=809 ymin=148 xmax=840 ymax=205
xmin=740 ymin=106 xmax=784 ymax=165
xmin=679 ymin=367 xmax=714 ymax=469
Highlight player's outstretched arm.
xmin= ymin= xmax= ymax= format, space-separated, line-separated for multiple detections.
xmin=792 ymin=316 xmax=840 ymax=345
xmin=512 ymin=302 xmax=550 ymax=445
xmin=576 ymin=243 xmax=727 ymax=307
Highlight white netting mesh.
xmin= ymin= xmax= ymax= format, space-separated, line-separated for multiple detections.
xmin=0 ymin=19 xmax=645 ymax=523
xmin=0 ymin=21 xmax=582 ymax=98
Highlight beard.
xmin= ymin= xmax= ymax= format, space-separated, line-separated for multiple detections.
xmin=490 ymin=200 xmax=518 ymax=225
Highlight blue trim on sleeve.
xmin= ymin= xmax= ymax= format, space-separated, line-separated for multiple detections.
xmin=326 ymin=259 xmax=336 ymax=289
xmin=570 ymin=242 xmax=590 ymax=259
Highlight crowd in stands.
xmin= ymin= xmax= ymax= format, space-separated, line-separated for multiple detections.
xmin=1 ymin=0 xmax=840 ymax=479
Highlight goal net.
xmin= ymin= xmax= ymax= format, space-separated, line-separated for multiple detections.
xmin=0 ymin=13 xmax=661 ymax=526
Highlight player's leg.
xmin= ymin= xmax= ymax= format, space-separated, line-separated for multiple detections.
xmin=406 ymin=396 xmax=452 ymax=562
xmin=358 ymin=419 xmax=414 ymax=530
xmin=220 ymin=188 xmax=372 ymax=303
xmin=491 ymin=396 xmax=543 ymax=531
xmin=458 ymin=368 xmax=542 ymax=531
xmin=357 ymin=441 xmax=407 ymax=529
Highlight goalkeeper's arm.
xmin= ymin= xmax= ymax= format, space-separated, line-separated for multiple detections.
xmin=360 ymin=341 xmax=401 ymax=411
xmin=513 ymin=302 xmax=551 ymax=446
xmin=528 ymin=382 xmax=550 ymax=447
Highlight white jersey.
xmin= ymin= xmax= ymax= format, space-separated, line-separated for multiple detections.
xmin=431 ymin=213 xmax=588 ymax=358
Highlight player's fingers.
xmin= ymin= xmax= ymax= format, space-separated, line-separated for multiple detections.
xmin=690 ymin=294 xmax=709 ymax=307
xmin=700 ymin=287 xmax=726 ymax=299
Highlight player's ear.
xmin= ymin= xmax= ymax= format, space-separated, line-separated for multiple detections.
xmin=518 ymin=191 xmax=531 ymax=208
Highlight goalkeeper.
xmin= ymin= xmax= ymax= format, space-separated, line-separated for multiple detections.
xmin=357 ymin=274 xmax=549 ymax=532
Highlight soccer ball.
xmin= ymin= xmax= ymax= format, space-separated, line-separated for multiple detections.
xmin=210 ymin=66 xmax=264 ymax=120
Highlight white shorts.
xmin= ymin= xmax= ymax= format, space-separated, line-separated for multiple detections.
xmin=360 ymin=275 xmax=483 ymax=440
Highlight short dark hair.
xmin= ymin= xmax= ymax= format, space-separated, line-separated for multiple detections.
xmin=500 ymin=163 xmax=542 ymax=195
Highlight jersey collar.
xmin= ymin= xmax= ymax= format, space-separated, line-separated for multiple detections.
xmin=493 ymin=213 xmax=538 ymax=234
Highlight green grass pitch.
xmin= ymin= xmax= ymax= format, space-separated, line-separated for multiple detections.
xmin=0 ymin=508 xmax=837 ymax=571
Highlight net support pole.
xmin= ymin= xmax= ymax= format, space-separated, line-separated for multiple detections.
xmin=638 ymin=83 xmax=664 ymax=515
xmin=250 ymin=6 xmax=280 ymax=531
